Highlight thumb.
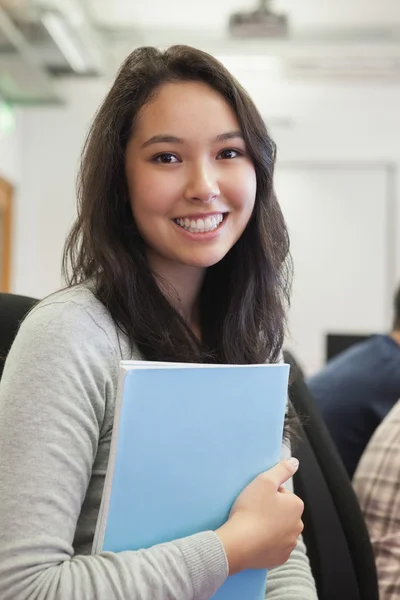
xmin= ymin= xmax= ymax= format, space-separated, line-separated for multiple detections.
xmin=266 ymin=458 xmax=299 ymax=489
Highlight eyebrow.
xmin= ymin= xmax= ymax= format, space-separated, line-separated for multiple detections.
xmin=141 ymin=131 xmax=244 ymax=149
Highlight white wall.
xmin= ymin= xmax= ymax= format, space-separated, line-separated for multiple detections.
xmin=275 ymin=164 xmax=392 ymax=374
xmin=11 ymin=78 xmax=110 ymax=297
xmin=250 ymin=77 xmax=400 ymax=372
xmin=6 ymin=71 xmax=400 ymax=372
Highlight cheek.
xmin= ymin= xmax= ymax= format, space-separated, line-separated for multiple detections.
xmin=225 ymin=165 xmax=257 ymax=215
xmin=128 ymin=169 xmax=175 ymax=219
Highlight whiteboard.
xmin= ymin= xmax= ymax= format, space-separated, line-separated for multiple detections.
xmin=274 ymin=163 xmax=391 ymax=376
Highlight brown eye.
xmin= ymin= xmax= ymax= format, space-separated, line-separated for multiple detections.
xmin=218 ymin=149 xmax=241 ymax=160
xmin=153 ymin=153 xmax=179 ymax=164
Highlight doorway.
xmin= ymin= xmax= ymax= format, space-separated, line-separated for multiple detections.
xmin=0 ymin=177 xmax=13 ymax=292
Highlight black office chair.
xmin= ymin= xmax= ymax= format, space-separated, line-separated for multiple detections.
xmin=0 ymin=293 xmax=39 ymax=380
xmin=284 ymin=350 xmax=379 ymax=600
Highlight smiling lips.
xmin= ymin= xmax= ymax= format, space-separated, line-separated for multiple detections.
xmin=173 ymin=213 xmax=225 ymax=233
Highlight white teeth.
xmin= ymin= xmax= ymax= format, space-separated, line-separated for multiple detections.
xmin=174 ymin=214 xmax=225 ymax=233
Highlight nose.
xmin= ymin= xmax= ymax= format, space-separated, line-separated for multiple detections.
xmin=184 ymin=161 xmax=220 ymax=204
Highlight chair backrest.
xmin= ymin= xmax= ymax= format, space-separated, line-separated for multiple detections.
xmin=0 ymin=293 xmax=38 ymax=380
xmin=284 ymin=350 xmax=379 ymax=600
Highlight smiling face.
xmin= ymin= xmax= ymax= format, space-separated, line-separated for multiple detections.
xmin=125 ymin=80 xmax=257 ymax=274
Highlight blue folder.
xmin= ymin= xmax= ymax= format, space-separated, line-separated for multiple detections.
xmin=93 ymin=363 xmax=289 ymax=599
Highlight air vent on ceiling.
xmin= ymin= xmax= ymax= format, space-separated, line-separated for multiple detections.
xmin=0 ymin=0 xmax=105 ymax=104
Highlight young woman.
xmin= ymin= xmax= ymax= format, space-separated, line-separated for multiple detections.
xmin=0 ymin=46 xmax=317 ymax=599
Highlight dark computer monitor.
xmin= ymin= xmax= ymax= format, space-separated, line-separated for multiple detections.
xmin=326 ymin=333 xmax=373 ymax=362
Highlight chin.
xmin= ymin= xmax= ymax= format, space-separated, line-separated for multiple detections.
xmin=180 ymin=251 xmax=229 ymax=269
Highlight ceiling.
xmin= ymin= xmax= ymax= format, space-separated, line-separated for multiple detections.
xmin=86 ymin=0 xmax=400 ymax=84
xmin=0 ymin=0 xmax=104 ymax=103
xmin=2 ymin=0 xmax=400 ymax=105
xmin=86 ymin=0 xmax=400 ymax=30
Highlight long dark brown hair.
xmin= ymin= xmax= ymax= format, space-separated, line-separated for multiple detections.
xmin=63 ymin=45 xmax=292 ymax=365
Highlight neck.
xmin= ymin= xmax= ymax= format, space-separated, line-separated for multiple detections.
xmin=147 ymin=251 xmax=206 ymax=334
xmin=390 ymin=330 xmax=400 ymax=345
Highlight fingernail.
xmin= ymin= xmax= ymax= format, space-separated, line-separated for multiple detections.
xmin=287 ymin=457 xmax=299 ymax=472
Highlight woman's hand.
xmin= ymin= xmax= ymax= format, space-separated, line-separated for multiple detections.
xmin=216 ymin=458 xmax=304 ymax=574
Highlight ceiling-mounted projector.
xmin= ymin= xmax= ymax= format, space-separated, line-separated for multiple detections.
xmin=229 ymin=0 xmax=288 ymax=38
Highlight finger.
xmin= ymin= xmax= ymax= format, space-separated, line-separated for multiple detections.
xmin=264 ymin=458 xmax=299 ymax=489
